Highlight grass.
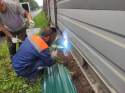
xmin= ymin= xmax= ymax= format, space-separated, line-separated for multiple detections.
xmin=0 ymin=10 xmax=48 ymax=93
xmin=33 ymin=10 xmax=49 ymax=35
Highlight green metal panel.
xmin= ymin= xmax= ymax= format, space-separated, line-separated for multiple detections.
xmin=58 ymin=65 xmax=71 ymax=93
xmin=42 ymin=64 xmax=77 ymax=93
xmin=42 ymin=67 xmax=47 ymax=93
xmin=50 ymin=66 xmax=56 ymax=93
xmin=47 ymin=67 xmax=52 ymax=93
xmin=66 ymin=68 xmax=77 ymax=92
xmin=64 ymin=67 xmax=77 ymax=93
xmin=52 ymin=65 xmax=61 ymax=93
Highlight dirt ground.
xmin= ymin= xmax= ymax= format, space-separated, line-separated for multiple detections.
xmin=58 ymin=49 xmax=95 ymax=93
xmin=0 ymin=36 xmax=6 ymax=45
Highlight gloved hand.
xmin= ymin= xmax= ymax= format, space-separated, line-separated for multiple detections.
xmin=11 ymin=37 xmax=20 ymax=43
xmin=29 ymin=20 xmax=35 ymax=28
xmin=51 ymin=50 xmax=57 ymax=58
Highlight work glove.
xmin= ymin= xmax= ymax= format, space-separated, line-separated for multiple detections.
xmin=11 ymin=37 xmax=20 ymax=43
xmin=29 ymin=20 xmax=35 ymax=28
xmin=52 ymin=50 xmax=57 ymax=57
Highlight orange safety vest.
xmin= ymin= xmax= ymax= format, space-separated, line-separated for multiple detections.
xmin=28 ymin=35 xmax=48 ymax=52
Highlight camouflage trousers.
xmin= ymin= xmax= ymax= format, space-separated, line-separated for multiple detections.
xmin=6 ymin=27 xmax=27 ymax=60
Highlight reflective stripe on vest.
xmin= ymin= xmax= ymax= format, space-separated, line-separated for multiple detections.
xmin=28 ymin=35 xmax=48 ymax=52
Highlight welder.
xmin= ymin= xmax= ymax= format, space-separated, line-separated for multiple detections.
xmin=12 ymin=28 xmax=57 ymax=83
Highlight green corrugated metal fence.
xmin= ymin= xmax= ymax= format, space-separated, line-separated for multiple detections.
xmin=42 ymin=64 xmax=77 ymax=93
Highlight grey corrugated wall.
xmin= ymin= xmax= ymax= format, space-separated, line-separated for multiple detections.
xmin=49 ymin=0 xmax=125 ymax=92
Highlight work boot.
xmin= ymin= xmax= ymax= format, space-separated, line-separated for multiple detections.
xmin=24 ymin=76 xmax=38 ymax=83
xmin=24 ymin=70 xmax=43 ymax=83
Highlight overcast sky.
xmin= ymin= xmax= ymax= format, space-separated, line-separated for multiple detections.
xmin=35 ymin=0 xmax=43 ymax=6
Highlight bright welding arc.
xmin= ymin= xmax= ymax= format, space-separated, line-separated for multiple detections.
xmin=63 ymin=35 xmax=68 ymax=48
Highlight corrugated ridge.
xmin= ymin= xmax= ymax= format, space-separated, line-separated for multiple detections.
xmin=42 ymin=64 xmax=77 ymax=93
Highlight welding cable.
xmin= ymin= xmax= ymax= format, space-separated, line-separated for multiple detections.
xmin=42 ymin=54 xmax=66 ymax=77
xmin=41 ymin=63 xmax=58 ymax=77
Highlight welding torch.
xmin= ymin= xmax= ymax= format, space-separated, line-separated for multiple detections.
xmin=54 ymin=47 xmax=57 ymax=51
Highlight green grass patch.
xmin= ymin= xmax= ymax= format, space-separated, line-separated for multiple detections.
xmin=0 ymin=10 xmax=48 ymax=93
xmin=0 ymin=41 xmax=9 ymax=59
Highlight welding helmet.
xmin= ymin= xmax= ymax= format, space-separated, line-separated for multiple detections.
xmin=41 ymin=27 xmax=57 ymax=46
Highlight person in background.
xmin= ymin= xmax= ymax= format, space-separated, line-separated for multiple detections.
xmin=0 ymin=0 xmax=35 ymax=59
xmin=12 ymin=28 xmax=57 ymax=83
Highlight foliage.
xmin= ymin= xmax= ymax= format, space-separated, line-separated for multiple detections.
xmin=0 ymin=41 xmax=9 ymax=59
xmin=54 ymin=56 xmax=62 ymax=64
xmin=0 ymin=10 xmax=48 ymax=93
xmin=20 ymin=0 xmax=39 ymax=10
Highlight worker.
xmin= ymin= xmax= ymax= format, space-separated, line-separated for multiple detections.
xmin=12 ymin=28 xmax=57 ymax=83
xmin=0 ymin=0 xmax=35 ymax=60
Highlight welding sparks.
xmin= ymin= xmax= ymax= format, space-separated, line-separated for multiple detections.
xmin=64 ymin=39 xmax=67 ymax=48
xmin=63 ymin=33 xmax=68 ymax=56
xmin=63 ymin=35 xmax=68 ymax=48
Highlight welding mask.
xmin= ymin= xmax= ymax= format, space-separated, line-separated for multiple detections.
xmin=49 ymin=28 xmax=57 ymax=46
xmin=41 ymin=27 xmax=57 ymax=46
